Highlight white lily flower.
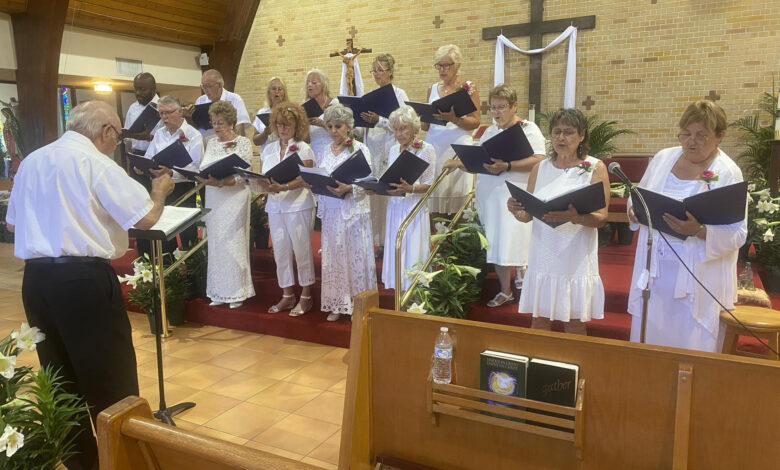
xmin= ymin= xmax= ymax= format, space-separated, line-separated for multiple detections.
xmin=462 ymin=207 xmax=475 ymax=221
xmin=407 ymin=302 xmax=427 ymax=314
xmin=747 ymin=183 xmax=756 ymax=192
xmin=11 ymin=323 xmax=45 ymax=351
xmin=140 ymin=269 xmax=153 ymax=283
xmin=457 ymin=265 xmax=481 ymax=278
xmin=434 ymin=221 xmax=449 ymax=235
xmin=477 ymin=231 xmax=490 ymax=249
xmin=763 ymin=228 xmax=774 ymax=243
xmin=757 ymin=200 xmax=771 ymax=213
xmin=755 ymin=188 xmax=770 ymax=198
xmin=0 ymin=352 xmax=16 ymax=379
xmin=0 ymin=425 xmax=25 ymax=457
xmin=755 ymin=218 xmax=768 ymax=226
xmin=173 ymin=248 xmax=184 ymax=260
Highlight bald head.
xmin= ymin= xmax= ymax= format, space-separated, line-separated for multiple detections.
xmin=66 ymin=101 xmax=121 ymax=155
xmin=201 ymin=69 xmax=225 ymax=101
xmin=133 ymin=72 xmax=157 ymax=105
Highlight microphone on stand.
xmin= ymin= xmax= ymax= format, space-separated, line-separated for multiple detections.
xmin=609 ymin=162 xmax=653 ymax=344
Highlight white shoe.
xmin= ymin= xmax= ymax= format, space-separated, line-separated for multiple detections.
xmin=229 ymin=302 xmax=243 ymax=309
xmin=326 ymin=313 xmax=340 ymax=322
xmin=209 ymin=301 xmax=225 ymax=306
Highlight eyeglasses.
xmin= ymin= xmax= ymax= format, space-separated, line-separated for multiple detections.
xmin=104 ymin=124 xmax=122 ymax=144
xmin=370 ymin=68 xmax=388 ymax=75
xmin=211 ymin=120 xmax=232 ymax=128
xmin=551 ymin=129 xmax=579 ymax=139
xmin=490 ymin=104 xmax=510 ymax=112
xmin=158 ymin=109 xmax=179 ymax=116
xmin=434 ymin=62 xmax=455 ymax=71
xmin=677 ymin=132 xmax=711 ymax=144
xmin=201 ymin=82 xmax=220 ymax=89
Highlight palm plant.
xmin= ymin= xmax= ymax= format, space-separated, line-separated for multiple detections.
xmin=730 ymin=92 xmax=777 ymax=182
xmin=537 ymin=112 xmax=637 ymax=158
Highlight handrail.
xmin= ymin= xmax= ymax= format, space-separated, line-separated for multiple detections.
xmin=394 ymin=168 xmax=477 ymax=310
xmin=171 ymin=182 xmax=204 ymax=207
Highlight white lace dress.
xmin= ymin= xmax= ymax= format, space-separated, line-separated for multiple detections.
xmin=381 ymin=141 xmax=436 ymax=290
xmin=517 ymin=156 xmax=604 ymax=322
xmin=318 ymin=140 xmax=377 ymax=315
xmin=309 ymin=97 xmax=339 ymax=165
xmin=203 ymin=136 xmax=256 ymax=303
xmin=426 ymin=82 xmax=474 ymax=213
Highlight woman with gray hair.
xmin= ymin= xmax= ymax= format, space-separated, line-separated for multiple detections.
xmin=424 ymin=44 xmax=481 ymax=214
xmin=315 ymin=103 xmax=376 ymax=321
xmin=378 ymin=105 xmax=436 ymax=290
xmin=303 ymin=69 xmax=339 ymax=164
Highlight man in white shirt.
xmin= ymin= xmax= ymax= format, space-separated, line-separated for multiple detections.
xmin=123 ymin=72 xmax=161 ymax=189
xmin=184 ymin=69 xmax=250 ymax=141
xmin=145 ymin=95 xmax=204 ymax=252
xmin=6 ymin=100 xmax=173 ymax=470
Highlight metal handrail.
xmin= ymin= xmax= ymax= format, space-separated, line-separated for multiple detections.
xmin=394 ymin=168 xmax=477 ymax=310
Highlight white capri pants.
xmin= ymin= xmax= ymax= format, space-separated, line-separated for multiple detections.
xmin=268 ymin=208 xmax=316 ymax=288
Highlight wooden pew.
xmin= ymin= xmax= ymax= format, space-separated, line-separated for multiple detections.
xmin=97 ymin=396 xmax=319 ymax=470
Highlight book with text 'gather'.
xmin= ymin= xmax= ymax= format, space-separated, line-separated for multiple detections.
xmin=405 ymin=88 xmax=477 ymax=126
xmin=123 ymin=102 xmax=160 ymax=134
xmin=233 ymin=153 xmax=303 ymax=184
xmin=479 ymin=350 xmax=529 ymax=418
xmin=506 ymin=181 xmax=606 ymax=228
xmin=451 ymin=123 xmax=536 ymax=175
xmin=302 ymin=98 xmax=324 ymax=119
xmin=191 ymin=102 xmax=212 ymax=131
xmin=338 ymin=83 xmax=400 ymax=128
xmin=631 ymin=180 xmax=748 ymax=240
xmin=173 ymin=153 xmax=249 ymax=181
xmin=353 ymin=150 xmax=429 ymax=196
xmin=526 ymin=358 xmax=579 ymax=432
xmin=299 ymin=149 xmax=372 ymax=199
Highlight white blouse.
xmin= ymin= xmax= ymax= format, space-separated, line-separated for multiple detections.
xmin=260 ymin=140 xmax=316 ymax=214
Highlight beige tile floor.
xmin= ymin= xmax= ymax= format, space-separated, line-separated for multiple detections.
xmin=0 ymin=243 xmax=345 ymax=469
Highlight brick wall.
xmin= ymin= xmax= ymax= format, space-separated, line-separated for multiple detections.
xmin=235 ymin=0 xmax=780 ymax=158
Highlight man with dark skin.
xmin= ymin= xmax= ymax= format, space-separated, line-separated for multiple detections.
xmin=122 ymin=72 xmax=159 ymax=149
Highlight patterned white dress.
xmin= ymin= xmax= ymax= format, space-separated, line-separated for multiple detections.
xmin=318 ymin=140 xmax=377 ymax=315
xmin=426 ymin=82 xmax=474 ymax=213
xmin=517 ymin=156 xmax=605 ymax=322
xmin=381 ymin=141 xmax=436 ymax=290
xmin=203 ymin=136 xmax=256 ymax=303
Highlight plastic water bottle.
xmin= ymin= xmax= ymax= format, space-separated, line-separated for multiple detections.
xmin=739 ymin=262 xmax=755 ymax=290
xmin=432 ymin=327 xmax=453 ymax=384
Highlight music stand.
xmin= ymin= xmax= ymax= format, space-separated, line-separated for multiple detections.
xmin=129 ymin=207 xmax=209 ymax=425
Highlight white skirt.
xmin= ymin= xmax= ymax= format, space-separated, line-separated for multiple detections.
xmin=382 ymin=196 xmax=430 ymax=290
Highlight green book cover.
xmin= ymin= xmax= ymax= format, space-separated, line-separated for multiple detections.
xmin=479 ymin=350 xmax=528 ymax=417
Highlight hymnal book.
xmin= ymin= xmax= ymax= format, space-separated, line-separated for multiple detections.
xmin=192 ymin=102 xmax=212 ymax=130
xmin=405 ymin=88 xmax=477 ymax=126
xmin=174 ymin=153 xmax=249 ymax=180
xmin=256 ymin=112 xmax=270 ymax=127
xmin=124 ymin=102 xmax=160 ymax=134
xmin=338 ymin=84 xmax=400 ymax=128
xmin=127 ymin=152 xmax=159 ymax=177
xmin=526 ymin=358 xmax=579 ymax=432
xmin=329 ymin=149 xmax=372 ymax=183
xmin=299 ymin=167 xmax=345 ymax=199
xmin=302 ymin=98 xmax=324 ymax=119
xmin=233 ymin=153 xmax=303 ymax=184
xmin=452 ymin=124 xmax=535 ymax=174
xmin=506 ymin=181 xmax=607 ymax=228
xmin=353 ymin=150 xmax=429 ymax=196
xmin=479 ymin=350 xmax=529 ymax=420
xmin=151 ymin=140 xmax=193 ymax=169
xmin=631 ymin=181 xmax=748 ymax=240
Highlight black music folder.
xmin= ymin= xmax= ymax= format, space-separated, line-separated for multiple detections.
xmin=631 ymin=181 xmax=748 ymax=239
xmin=256 ymin=112 xmax=270 ymax=127
xmin=128 ymin=153 xmax=159 ymax=177
xmin=338 ymin=84 xmax=400 ymax=128
xmin=302 ymin=99 xmax=324 ymax=118
xmin=329 ymin=149 xmax=372 ymax=183
xmin=152 ymin=140 xmax=193 ymax=169
xmin=124 ymin=102 xmax=160 ymax=134
xmin=506 ymin=181 xmax=606 ymax=228
xmin=354 ymin=150 xmax=429 ymax=196
xmin=192 ymin=102 xmax=212 ymax=130
xmin=405 ymin=88 xmax=477 ymax=126
xmin=452 ymin=124 xmax=536 ymax=175
xmin=299 ymin=167 xmax=345 ymax=199
xmin=174 ymin=153 xmax=249 ymax=180
xmin=233 ymin=153 xmax=303 ymax=184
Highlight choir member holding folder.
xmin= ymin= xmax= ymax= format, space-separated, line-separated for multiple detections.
xmin=423 ymin=44 xmax=481 ymax=214
xmin=252 ymin=77 xmax=288 ymax=151
xmin=197 ymin=101 xmax=255 ymax=309
xmin=314 ymin=104 xmax=376 ymax=321
xmin=303 ymin=69 xmax=339 ymax=164
xmin=507 ymin=108 xmax=610 ymax=335
xmin=143 ymin=95 xmax=203 ymax=253
xmin=254 ymin=102 xmax=317 ymax=316
xmin=444 ymin=85 xmax=546 ymax=306
xmin=372 ymin=105 xmax=436 ymax=290
xmin=626 ymin=100 xmax=746 ymax=352
xmin=122 ymin=73 xmax=160 ymax=158
xmin=185 ymin=69 xmax=251 ymax=142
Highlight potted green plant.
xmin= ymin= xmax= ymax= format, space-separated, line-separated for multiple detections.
xmin=118 ymin=252 xmax=189 ymax=331
xmin=0 ymin=323 xmax=89 ymax=469
xmin=745 ymin=180 xmax=780 ymax=292
xmin=730 ymin=92 xmax=777 ymax=183
xmin=184 ymin=241 xmax=208 ymax=299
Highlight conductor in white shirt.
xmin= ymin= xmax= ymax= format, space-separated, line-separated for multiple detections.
xmin=184 ymin=69 xmax=251 ymax=141
xmin=5 ymin=101 xmax=174 ymax=470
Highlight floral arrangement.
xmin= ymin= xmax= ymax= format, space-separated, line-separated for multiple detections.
xmin=0 ymin=323 xmax=88 ymax=469
xmin=747 ymin=179 xmax=780 ymax=269
xmin=117 ymin=252 xmax=189 ymax=312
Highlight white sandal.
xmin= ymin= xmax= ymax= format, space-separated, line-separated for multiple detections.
xmin=289 ymin=296 xmax=313 ymax=317
xmin=487 ymin=292 xmax=515 ymax=308
xmin=268 ymin=294 xmax=295 ymax=314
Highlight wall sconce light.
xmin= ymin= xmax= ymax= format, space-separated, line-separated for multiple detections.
xmin=93 ymin=81 xmax=113 ymax=93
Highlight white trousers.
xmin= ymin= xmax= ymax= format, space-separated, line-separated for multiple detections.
xmin=268 ymin=208 xmax=316 ymax=288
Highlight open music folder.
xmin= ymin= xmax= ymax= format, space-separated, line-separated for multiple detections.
xmin=452 ymin=123 xmax=537 ymax=175
xmin=631 ymin=181 xmax=748 ymax=239
xmin=173 ymin=153 xmax=249 ymax=180
xmin=302 ymin=98 xmax=324 ymax=118
xmin=506 ymin=181 xmax=606 ymax=228
xmin=129 ymin=206 xmax=204 ymax=240
xmin=256 ymin=112 xmax=270 ymax=127
xmin=353 ymin=150 xmax=429 ymax=196
xmin=191 ymin=103 xmax=212 ymax=130
xmin=338 ymin=84 xmax=400 ymax=128
xmin=233 ymin=153 xmax=303 ymax=184
xmin=299 ymin=149 xmax=372 ymax=198
xmin=124 ymin=102 xmax=160 ymax=134
xmin=405 ymin=88 xmax=478 ymax=126
xmin=128 ymin=141 xmax=193 ymax=176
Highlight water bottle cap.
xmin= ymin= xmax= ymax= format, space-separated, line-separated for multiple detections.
xmin=440 ymin=327 xmax=448 ymax=332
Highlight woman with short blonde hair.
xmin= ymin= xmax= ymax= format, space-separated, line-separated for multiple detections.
xmin=253 ymin=77 xmax=289 ymax=149
xmin=304 ymin=69 xmax=338 ymax=164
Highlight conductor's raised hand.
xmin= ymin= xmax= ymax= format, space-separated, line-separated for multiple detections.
xmin=484 ymin=157 xmax=509 ymax=175
xmin=543 ymin=204 xmax=580 ymax=224
xmin=327 ymin=180 xmax=353 ymax=197
xmin=151 ymin=171 xmax=174 ymax=197
xmin=432 ymin=105 xmax=457 ymax=124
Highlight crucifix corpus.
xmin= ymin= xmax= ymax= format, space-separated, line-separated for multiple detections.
xmin=482 ymin=0 xmax=595 ymax=117
xmin=330 ymin=38 xmax=372 ymax=96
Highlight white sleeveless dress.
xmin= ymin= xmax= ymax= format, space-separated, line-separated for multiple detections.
xmin=518 ymin=156 xmax=605 ymax=322
xmin=425 ymin=82 xmax=474 ymax=213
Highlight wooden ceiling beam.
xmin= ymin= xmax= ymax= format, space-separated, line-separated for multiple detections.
xmin=68 ymin=1 xmax=220 ymax=37
xmin=0 ymin=0 xmax=28 ymax=14
xmin=206 ymin=0 xmax=260 ymax=91
xmin=65 ymin=11 xmax=215 ymax=47
xmin=68 ymin=0 xmax=224 ymax=32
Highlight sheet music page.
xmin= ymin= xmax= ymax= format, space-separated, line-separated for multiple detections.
xmin=148 ymin=206 xmax=201 ymax=236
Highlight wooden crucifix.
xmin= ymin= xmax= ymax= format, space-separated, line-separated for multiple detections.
xmin=330 ymin=38 xmax=372 ymax=96
xmin=482 ymin=0 xmax=595 ymax=119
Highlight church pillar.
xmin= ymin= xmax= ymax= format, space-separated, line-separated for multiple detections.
xmin=11 ymin=0 xmax=69 ymax=152
xmin=204 ymin=0 xmax=261 ymax=91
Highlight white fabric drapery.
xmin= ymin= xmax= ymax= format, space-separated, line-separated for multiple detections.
xmin=339 ymin=54 xmax=365 ymax=97
xmin=493 ymin=25 xmax=578 ymax=108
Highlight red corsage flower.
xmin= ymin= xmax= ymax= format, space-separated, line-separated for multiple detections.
xmin=412 ymin=141 xmax=422 ymax=149
xmin=179 ymin=133 xmax=189 ymax=143
xmin=288 ymin=143 xmax=298 ymax=152
xmin=345 ymin=138 xmax=355 ymax=153
xmin=576 ymin=160 xmax=594 ymax=175
xmin=223 ymin=141 xmax=237 ymax=149
xmin=698 ymin=170 xmax=719 ymax=189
